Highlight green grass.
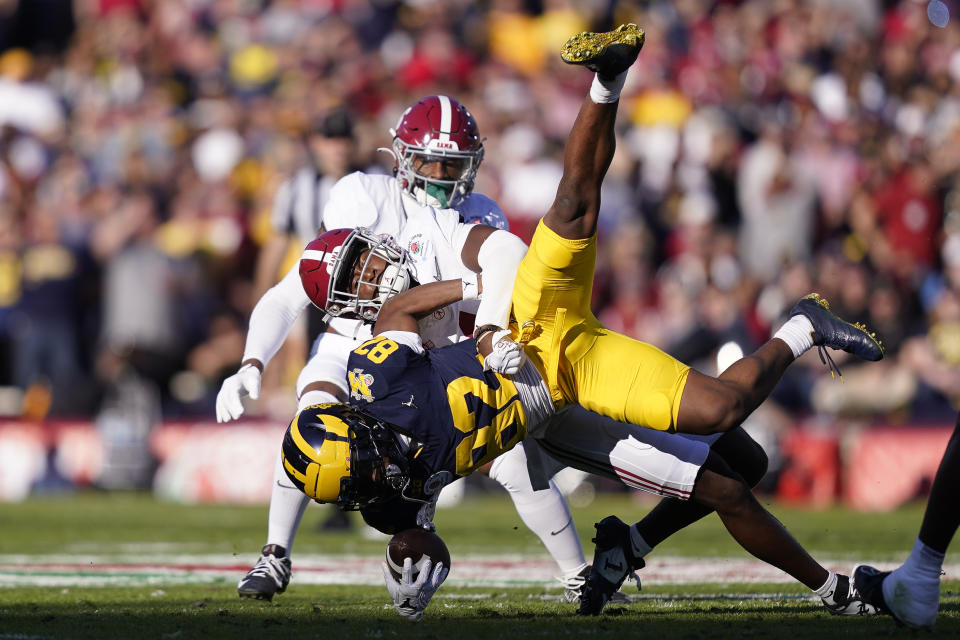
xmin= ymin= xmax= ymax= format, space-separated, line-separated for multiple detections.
xmin=0 ymin=491 xmax=936 ymax=558
xmin=1 ymin=491 xmax=958 ymax=639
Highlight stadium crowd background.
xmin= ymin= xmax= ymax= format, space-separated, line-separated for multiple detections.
xmin=0 ymin=0 xmax=958 ymax=448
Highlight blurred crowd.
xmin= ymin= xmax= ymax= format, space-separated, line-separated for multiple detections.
xmin=0 ymin=0 xmax=958 ymax=432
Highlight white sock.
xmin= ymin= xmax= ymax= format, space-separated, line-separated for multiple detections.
xmin=590 ymin=71 xmax=627 ymax=104
xmin=882 ymin=539 xmax=943 ymax=627
xmin=510 ymin=480 xmax=586 ymax=577
xmin=265 ymin=450 xmax=311 ymax=555
xmin=488 ymin=447 xmax=586 ymax=577
xmin=629 ymin=526 xmax=653 ymax=559
xmin=813 ymin=571 xmax=838 ymax=597
xmin=773 ymin=314 xmax=815 ymax=359
xmin=886 ymin=538 xmax=944 ymax=591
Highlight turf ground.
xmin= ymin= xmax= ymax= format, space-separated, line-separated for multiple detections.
xmin=1 ymin=491 xmax=958 ymax=639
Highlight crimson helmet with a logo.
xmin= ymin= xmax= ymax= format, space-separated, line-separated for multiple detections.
xmin=390 ymin=95 xmax=484 ymax=209
xmin=300 ymin=227 xmax=413 ymax=322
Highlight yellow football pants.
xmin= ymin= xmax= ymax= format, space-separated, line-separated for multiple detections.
xmin=511 ymin=220 xmax=690 ymax=432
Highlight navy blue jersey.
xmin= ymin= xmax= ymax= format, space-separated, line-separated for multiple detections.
xmin=345 ymin=334 xmax=528 ymax=479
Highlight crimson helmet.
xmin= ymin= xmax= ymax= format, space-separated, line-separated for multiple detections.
xmin=300 ymin=227 xmax=413 ymax=321
xmin=390 ymin=95 xmax=484 ymax=209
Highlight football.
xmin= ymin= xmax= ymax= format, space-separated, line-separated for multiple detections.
xmin=385 ymin=528 xmax=451 ymax=581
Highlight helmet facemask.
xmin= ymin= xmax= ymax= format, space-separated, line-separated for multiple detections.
xmin=392 ymin=138 xmax=484 ymax=209
xmin=388 ymin=95 xmax=485 ymax=209
xmin=326 ymin=228 xmax=413 ymax=321
xmin=338 ymin=412 xmax=411 ymax=510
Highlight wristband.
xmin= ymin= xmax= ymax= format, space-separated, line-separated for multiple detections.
xmin=240 ymin=359 xmax=264 ymax=373
xmin=461 ymin=272 xmax=480 ymax=301
xmin=473 ymin=323 xmax=500 ymax=348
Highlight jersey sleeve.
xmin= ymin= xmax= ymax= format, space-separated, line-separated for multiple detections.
xmin=378 ymin=330 xmax=423 ymax=353
xmin=241 ymin=262 xmax=311 ymax=365
xmin=346 ymin=333 xmax=424 ymax=404
xmin=322 ymin=172 xmax=397 ymax=231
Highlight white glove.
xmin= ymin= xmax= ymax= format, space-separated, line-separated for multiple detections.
xmin=482 ymin=330 xmax=527 ymax=375
xmin=215 ymin=364 xmax=261 ymax=422
xmin=381 ymin=557 xmax=448 ymax=622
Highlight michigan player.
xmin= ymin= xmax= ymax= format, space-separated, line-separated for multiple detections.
xmin=281 ymin=24 xmax=884 ymax=620
xmin=218 ymin=96 xmax=593 ymax=603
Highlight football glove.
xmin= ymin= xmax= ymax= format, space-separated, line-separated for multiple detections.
xmin=215 ymin=363 xmax=261 ymax=422
xmin=482 ymin=330 xmax=527 ymax=375
xmin=381 ymin=557 xmax=448 ymax=622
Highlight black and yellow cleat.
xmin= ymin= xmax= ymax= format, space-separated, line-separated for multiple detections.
xmin=560 ymin=23 xmax=645 ymax=79
xmin=790 ymin=293 xmax=885 ymax=363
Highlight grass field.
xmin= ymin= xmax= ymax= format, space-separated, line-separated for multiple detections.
xmin=1 ymin=491 xmax=958 ymax=639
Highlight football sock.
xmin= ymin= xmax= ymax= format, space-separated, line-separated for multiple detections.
xmin=590 ymin=71 xmax=627 ymax=104
xmin=773 ymin=315 xmax=815 ymax=359
xmin=488 ymin=448 xmax=586 ymax=577
xmin=511 ymin=480 xmax=587 ymax=577
xmin=812 ymin=571 xmax=838 ymax=598
xmin=629 ymin=525 xmax=653 ymax=560
xmin=882 ymin=538 xmax=943 ymax=622
xmin=265 ymin=451 xmax=311 ymax=555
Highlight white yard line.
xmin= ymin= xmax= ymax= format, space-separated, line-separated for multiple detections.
xmin=1 ymin=553 xmax=955 ymax=589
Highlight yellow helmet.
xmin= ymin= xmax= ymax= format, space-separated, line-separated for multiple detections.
xmin=281 ymin=403 xmax=410 ymax=509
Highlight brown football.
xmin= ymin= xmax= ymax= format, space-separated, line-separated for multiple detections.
xmin=385 ymin=528 xmax=451 ymax=580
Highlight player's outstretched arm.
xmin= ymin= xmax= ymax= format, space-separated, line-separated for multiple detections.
xmin=216 ymin=263 xmax=311 ymax=422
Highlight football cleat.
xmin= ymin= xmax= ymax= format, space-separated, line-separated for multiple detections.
xmin=820 ymin=573 xmax=877 ymax=616
xmin=237 ymin=544 xmax=291 ymax=601
xmin=576 ymin=516 xmax=644 ymax=615
xmin=560 ymin=564 xmax=634 ymax=605
xmin=560 ymin=23 xmax=645 ymax=80
xmin=853 ymin=564 xmax=939 ymax=629
xmin=789 ymin=293 xmax=884 ymax=373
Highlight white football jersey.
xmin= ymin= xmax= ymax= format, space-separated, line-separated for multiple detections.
xmin=243 ymin=171 xmax=509 ymax=397
xmin=322 ymin=171 xmax=506 ymax=348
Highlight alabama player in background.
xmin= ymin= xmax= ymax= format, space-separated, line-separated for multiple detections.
xmin=217 ymin=95 xmax=593 ymax=603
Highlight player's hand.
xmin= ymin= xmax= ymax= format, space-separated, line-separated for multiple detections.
xmin=381 ymin=557 xmax=448 ymax=622
xmin=483 ymin=331 xmax=527 ymax=375
xmin=215 ymin=364 xmax=261 ymax=422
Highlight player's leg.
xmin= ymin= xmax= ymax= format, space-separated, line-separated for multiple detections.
xmin=485 ymin=442 xmax=590 ymax=601
xmin=632 ymin=428 xmax=767 ymax=552
xmin=532 ymin=405 xmax=710 ymax=613
xmin=854 ymin=413 xmax=960 ymax=628
xmin=545 ymin=24 xmax=644 ymax=241
xmin=238 ymin=344 xmax=351 ymax=600
xmin=237 ymin=451 xmax=305 ymax=600
xmin=683 ymin=457 xmax=870 ymax=613
xmin=676 ymin=294 xmax=884 ymax=435
xmin=534 ymin=411 xmax=872 ymax=616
